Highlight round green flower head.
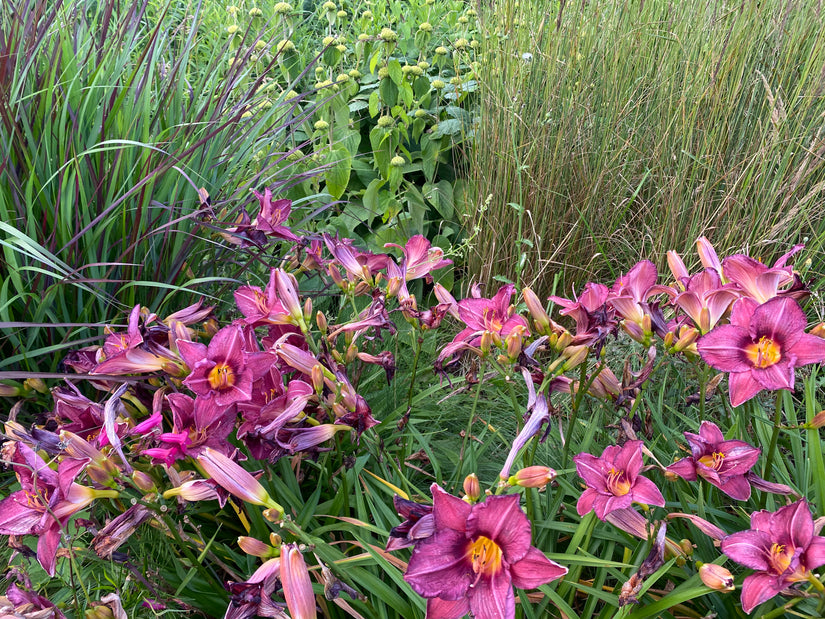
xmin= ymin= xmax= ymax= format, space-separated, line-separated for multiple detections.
xmin=431 ymin=79 xmax=445 ymax=89
xmin=315 ymin=66 xmax=326 ymax=77
xmin=454 ymin=38 xmax=469 ymax=50
xmin=401 ymin=65 xmax=413 ymax=75
xmin=357 ymin=33 xmax=370 ymax=41
xmin=335 ymin=44 xmax=347 ymax=53
xmin=322 ymin=1 xmax=336 ymax=11
xmin=335 ymin=73 xmax=349 ymax=83
xmin=435 ymin=46 xmax=448 ymax=55
xmin=315 ymin=79 xmax=333 ymax=89
xmin=410 ymin=66 xmax=424 ymax=77
xmin=249 ymin=54 xmax=259 ymax=63
xmin=390 ymin=155 xmax=405 ymax=167
xmin=380 ymin=28 xmax=398 ymax=42
xmin=249 ymin=7 xmax=263 ymax=17
xmin=286 ymin=148 xmax=304 ymax=162
xmin=418 ymin=22 xmax=433 ymax=32
xmin=241 ymin=111 xmax=253 ymax=119
xmin=277 ymin=40 xmax=295 ymax=53
xmin=467 ymin=8 xmax=477 ymax=16
xmin=254 ymin=40 xmax=266 ymax=51
xmin=377 ymin=66 xmax=390 ymax=79
xmin=458 ymin=15 xmax=469 ymax=24
xmin=322 ymin=35 xmax=335 ymax=46
xmin=285 ymin=90 xmax=299 ymax=100
xmin=337 ymin=9 xmax=347 ymax=18
xmin=414 ymin=109 xmax=427 ymax=118
xmin=470 ymin=39 xmax=480 ymax=49
xmin=227 ymin=5 xmax=239 ymax=15
xmin=348 ymin=69 xmax=362 ymax=79
xmin=314 ymin=120 xmax=329 ymax=131
xmin=274 ymin=2 xmax=293 ymax=14
xmin=361 ymin=10 xmax=373 ymax=19
xmin=418 ymin=61 xmax=430 ymax=70
xmin=450 ymin=76 xmax=462 ymax=85
xmin=377 ymin=115 xmax=394 ymax=128
xmin=226 ymin=24 xmax=240 ymax=35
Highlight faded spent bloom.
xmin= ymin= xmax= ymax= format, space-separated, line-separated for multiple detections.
xmin=403 ymin=484 xmax=566 ymax=619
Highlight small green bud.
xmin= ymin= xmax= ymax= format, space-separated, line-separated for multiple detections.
xmin=335 ymin=73 xmax=349 ymax=83
xmin=377 ymin=115 xmax=394 ymax=128
xmin=348 ymin=68 xmax=362 ymax=79
xmin=414 ymin=109 xmax=427 ymax=118
xmin=336 ymin=9 xmax=347 ymax=18
xmin=380 ymin=27 xmax=397 ymax=42
xmin=435 ymin=46 xmax=448 ymax=55
xmin=390 ymin=155 xmax=405 ymax=167
xmin=454 ymin=38 xmax=469 ymax=50
xmin=322 ymin=35 xmax=335 ymax=46
xmin=417 ymin=61 xmax=430 ymax=70
xmin=377 ymin=66 xmax=390 ymax=79
xmin=277 ymin=39 xmax=295 ymax=53
xmin=335 ymin=44 xmax=347 ymax=53
xmin=431 ymin=79 xmax=445 ymax=89
xmin=313 ymin=120 xmax=329 ymax=131
xmin=418 ymin=22 xmax=433 ymax=32
xmin=357 ymin=32 xmax=370 ymax=41
xmin=227 ymin=24 xmax=240 ymax=35
xmin=249 ymin=7 xmax=263 ymax=17
xmin=361 ymin=10 xmax=373 ymax=19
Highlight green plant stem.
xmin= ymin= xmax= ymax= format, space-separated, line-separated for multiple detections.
xmin=762 ymin=392 xmax=784 ymax=483
xmin=398 ymin=332 xmax=423 ymax=466
xmin=456 ymin=363 xmax=486 ymax=486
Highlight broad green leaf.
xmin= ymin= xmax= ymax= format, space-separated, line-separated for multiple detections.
xmin=324 ymin=147 xmax=352 ymax=200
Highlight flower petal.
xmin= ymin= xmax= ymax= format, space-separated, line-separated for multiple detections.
xmin=717 ymin=475 xmax=751 ymax=501
xmin=721 ymin=530 xmax=772 ymax=571
xmin=573 ymin=453 xmax=609 ymax=492
xmin=740 ymin=572 xmax=783 ymax=614
xmin=576 ymin=488 xmax=597 ymax=517
xmin=467 ymin=564 xmax=514 ymax=619
xmin=665 ymin=458 xmax=697 ymax=481
xmin=404 ymin=529 xmax=473 ymax=601
xmin=803 ymin=537 xmax=825 ymax=571
xmin=697 ymin=326 xmax=751 ymax=371
xmin=750 ymin=361 xmax=794 ymax=391
xmin=510 ymin=547 xmax=567 ymax=589
xmin=788 ymin=333 xmax=825 ymax=366
xmin=728 ymin=371 xmax=765 ymax=407
xmin=613 ymin=441 xmax=643 ymax=479
xmin=631 ymin=475 xmax=665 ymax=508
xmin=468 ymin=494 xmax=532 ymax=565
xmin=426 ymin=596 xmax=470 ymax=619
xmin=698 ymin=421 xmax=724 ymax=444
xmin=431 ymin=484 xmax=471 ymax=532
xmin=751 ymin=297 xmax=806 ymax=347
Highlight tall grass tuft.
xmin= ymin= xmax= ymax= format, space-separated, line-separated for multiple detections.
xmin=0 ymin=0 xmax=317 ymax=372
xmin=469 ymin=0 xmax=825 ymax=293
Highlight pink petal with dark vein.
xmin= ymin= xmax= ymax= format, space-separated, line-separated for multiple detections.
xmin=751 ymin=361 xmax=794 ymax=391
xmin=427 ymin=596 xmax=470 ymax=619
xmin=750 ymin=297 xmax=806 ymax=347
xmin=740 ymin=572 xmax=783 ymax=614
xmin=697 ymin=326 xmax=751 ymax=372
xmin=613 ymin=441 xmax=643 ymax=479
xmin=0 ymin=491 xmax=43 ymax=535
xmin=37 ymin=524 xmax=62 ymax=576
xmin=404 ymin=529 xmax=473 ymax=601
xmin=573 ymin=453 xmax=610 ymax=493
xmin=776 ymin=500 xmax=813 ymax=550
xmin=431 ymin=484 xmax=471 ymax=532
xmin=728 ymin=371 xmax=765 ymax=407
xmin=631 ymin=475 xmax=665 ymax=507
xmin=510 ymin=547 xmax=567 ymax=589
xmin=716 ymin=475 xmax=751 ymax=501
xmin=721 ymin=530 xmax=772 ymax=570
xmin=698 ymin=421 xmax=725 ymax=444
xmin=467 ymin=565 xmax=514 ymax=619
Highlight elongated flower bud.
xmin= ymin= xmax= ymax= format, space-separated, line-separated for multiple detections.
xmin=523 ymin=287 xmax=551 ymax=334
xmin=238 ymin=536 xmax=273 ymax=557
xmin=281 ymin=544 xmax=317 ymax=619
xmin=197 ymin=448 xmax=283 ymax=516
xmin=698 ymin=562 xmax=734 ymax=591
xmin=463 ymin=473 xmax=480 ymax=501
xmin=509 ymin=465 xmax=557 ymax=489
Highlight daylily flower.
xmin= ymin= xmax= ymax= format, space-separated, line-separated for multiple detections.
xmin=179 ymin=325 xmax=270 ymax=406
xmin=196 ymin=447 xmax=283 ymax=516
xmin=280 ymin=543 xmax=317 ymax=619
xmin=234 ymin=268 xmax=305 ymax=327
xmin=722 ymin=244 xmax=803 ymax=304
xmin=0 ymin=442 xmax=118 ymax=575
xmin=721 ymin=500 xmax=825 ymax=613
xmin=666 ymin=421 xmax=760 ymax=500
xmin=574 ymin=441 xmax=665 ymax=520
xmin=251 ymin=187 xmax=298 ymax=242
xmin=403 ymin=484 xmax=567 ymax=619
xmin=698 ymin=297 xmax=825 ymax=406
xmin=386 ymin=495 xmax=435 ymax=551
xmin=672 ymin=268 xmax=739 ymax=334
xmin=384 ymin=234 xmax=451 ymax=282
xmin=549 ymin=282 xmax=616 ymax=352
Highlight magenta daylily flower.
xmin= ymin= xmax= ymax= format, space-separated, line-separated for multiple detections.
xmin=574 ymin=441 xmax=665 ymax=520
xmin=698 ymin=297 xmax=825 ymax=407
xmin=722 ymin=245 xmax=803 ymax=304
xmin=385 ymin=234 xmax=452 ymax=282
xmin=251 ymin=187 xmax=298 ymax=242
xmin=721 ymin=500 xmax=825 ymax=613
xmin=672 ymin=269 xmax=739 ymax=334
xmin=665 ymin=421 xmax=760 ymax=500
xmin=404 ymin=484 xmax=567 ymax=619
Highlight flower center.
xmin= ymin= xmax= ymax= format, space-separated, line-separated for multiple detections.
xmin=698 ymin=451 xmax=726 ymax=471
xmin=208 ymin=364 xmax=236 ymax=390
xmin=482 ymin=308 xmax=503 ymax=334
xmin=745 ymin=336 xmax=781 ymax=369
xmin=468 ymin=536 xmax=503 ymax=577
xmin=768 ymin=542 xmax=794 ymax=575
xmin=606 ymin=468 xmax=631 ymax=496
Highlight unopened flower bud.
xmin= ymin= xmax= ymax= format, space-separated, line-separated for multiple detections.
xmin=131 ymin=470 xmax=156 ymax=492
xmin=86 ymin=605 xmax=115 ymax=619
xmin=390 ymin=155 xmax=405 ymax=167
xmin=560 ymin=345 xmax=588 ymax=372
xmin=346 ymin=343 xmax=358 ymax=363
xmin=24 ymin=377 xmax=48 ymax=394
xmin=805 ymin=410 xmax=825 ymax=429
xmin=238 ymin=536 xmax=272 ymax=557
xmin=431 ymin=79 xmax=445 ymax=89
xmin=311 ymin=364 xmax=325 ymax=393
xmin=522 ymin=287 xmax=550 ymax=334
xmin=480 ymin=330 xmax=494 ymax=355
xmin=270 ymin=532 xmax=282 ymax=546
xmin=678 ymin=539 xmax=694 ymax=556
xmin=303 ymin=297 xmax=312 ymax=324
xmin=811 ymin=322 xmax=825 ymax=339
xmin=505 ymin=325 xmax=526 ymax=359
xmin=698 ymin=563 xmax=734 ymax=591
xmin=463 ymin=473 xmax=480 ymax=501
xmin=316 ymin=311 xmax=328 ymax=334
xmin=509 ymin=466 xmax=557 ymax=489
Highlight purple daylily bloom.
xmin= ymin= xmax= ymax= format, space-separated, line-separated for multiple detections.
xmin=722 ymin=500 xmax=825 ymax=613
xmin=386 ymin=495 xmax=435 ymax=552
xmin=403 ymin=484 xmax=567 ymax=619
xmin=251 ymin=187 xmax=298 ymax=242
xmin=666 ymin=421 xmax=760 ymax=501
xmin=698 ymin=297 xmax=825 ymax=407
xmin=574 ymin=441 xmax=665 ymax=520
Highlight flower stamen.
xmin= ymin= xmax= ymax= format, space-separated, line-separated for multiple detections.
xmin=606 ymin=468 xmax=631 ymax=496
xmin=208 ymin=364 xmax=236 ymax=390
xmin=745 ymin=336 xmax=781 ymax=369
xmin=468 ymin=536 xmax=503 ymax=578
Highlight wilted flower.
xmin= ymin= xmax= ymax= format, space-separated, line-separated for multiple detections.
xmin=722 ymin=500 xmax=825 ymax=613
xmin=574 ymin=441 xmax=665 ymax=520
xmin=403 ymin=484 xmax=567 ymax=619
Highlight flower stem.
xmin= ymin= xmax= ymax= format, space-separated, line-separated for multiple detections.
xmin=763 ymin=392 xmax=783 ymax=483
xmin=456 ymin=363 xmax=485 ymax=485
xmin=398 ymin=332 xmax=424 ymax=466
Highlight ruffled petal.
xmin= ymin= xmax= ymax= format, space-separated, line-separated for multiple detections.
xmin=630 ymin=475 xmax=665 ymax=508
xmin=404 ymin=529 xmax=473 ymax=601
xmin=751 ymin=361 xmax=794 ymax=391
xmin=698 ymin=421 xmax=724 ymax=444
xmin=802 ymin=537 xmax=825 ymax=571
xmin=751 ymin=297 xmax=806 ymax=347
xmin=665 ymin=458 xmax=697 ymax=481
xmin=573 ymin=453 xmax=609 ymax=492
xmin=717 ymin=475 xmax=751 ymax=501
xmin=431 ymin=484 xmax=471 ymax=532
xmin=728 ymin=371 xmax=764 ymax=407
xmin=426 ymin=596 xmax=470 ymax=619
xmin=788 ymin=333 xmax=825 ymax=366
xmin=740 ymin=572 xmax=783 ymax=614
xmin=510 ymin=547 xmax=568 ymax=589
